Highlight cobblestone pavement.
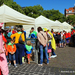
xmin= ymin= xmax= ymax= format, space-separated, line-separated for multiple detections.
xmin=9 ymin=63 xmax=75 ymax=75
xmin=9 ymin=46 xmax=75 ymax=75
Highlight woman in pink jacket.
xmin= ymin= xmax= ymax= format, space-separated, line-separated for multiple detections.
xmin=0 ymin=23 xmax=9 ymax=75
xmin=37 ymin=27 xmax=49 ymax=66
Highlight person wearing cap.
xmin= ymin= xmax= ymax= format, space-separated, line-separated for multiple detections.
xmin=43 ymin=28 xmax=57 ymax=58
xmin=0 ymin=23 xmax=9 ymax=75
xmin=11 ymin=28 xmax=25 ymax=65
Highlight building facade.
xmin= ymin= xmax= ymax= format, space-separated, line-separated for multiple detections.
xmin=65 ymin=6 xmax=75 ymax=17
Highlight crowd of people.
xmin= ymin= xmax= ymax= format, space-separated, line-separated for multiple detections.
xmin=0 ymin=22 xmax=75 ymax=75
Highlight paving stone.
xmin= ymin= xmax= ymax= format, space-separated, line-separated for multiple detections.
xmin=9 ymin=46 xmax=75 ymax=75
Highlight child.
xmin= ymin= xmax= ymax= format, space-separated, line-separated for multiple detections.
xmin=63 ymin=35 xmax=66 ymax=47
xmin=7 ymin=39 xmax=17 ymax=67
xmin=47 ymin=37 xmax=52 ymax=60
xmin=59 ymin=32 xmax=64 ymax=48
xmin=25 ymin=41 xmax=33 ymax=64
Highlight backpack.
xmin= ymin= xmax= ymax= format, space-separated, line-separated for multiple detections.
xmin=19 ymin=33 xmax=24 ymax=44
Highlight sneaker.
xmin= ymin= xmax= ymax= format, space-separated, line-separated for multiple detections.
xmin=50 ymin=55 xmax=54 ymax=58
xmin=8 ymin=63 xmax=11 ymax=67
xmin=55 ymin=55 xmax=57 ymax=57
xmin=14 ymin=65 xmax=17 ymax=68
xmin=38 ymin=64 xmax=43 ymax=66
xmin=51 ymin=55 xmax=57 ymax=58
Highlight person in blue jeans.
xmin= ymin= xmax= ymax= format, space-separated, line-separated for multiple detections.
xmin=37 ymin=27 xmax=49 ymax=66
xmin=39 ymin=44 xmax=49 ymax=65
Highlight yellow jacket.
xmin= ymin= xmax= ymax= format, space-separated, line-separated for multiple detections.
xmin=11 ymin=32 xmax=25 ymax=44
xmin=48 ymin=31 xmax=56 ymax=50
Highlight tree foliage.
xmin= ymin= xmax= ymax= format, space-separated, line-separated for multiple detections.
xmin=23 ymin=5 xmax=43 ymax=18
xmin=42 ymin=9 xmax=67 ymax=23
xmin=23 ymin=6 xmax=67 ymax=23
xmin=66 ymin=15 xmax=75 ymax=25
xmin=0 ymin=0 xmax=24 ymax=14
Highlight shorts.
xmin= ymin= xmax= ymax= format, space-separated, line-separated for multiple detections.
xmin=59 ymin=39 xmax=63 ymax=43
xmin=63 ymin=40 xmax=66 ymax=44
xmin=47 ymin=49 xmax=51 ymax=53
xmin=9 ymin=53 xmax=16 ymax=61
xmin=27 ymin=54 xmax=30 ymax=59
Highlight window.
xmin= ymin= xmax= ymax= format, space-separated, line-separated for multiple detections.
xmin=69 ymin=10 xmax=72 ymax=13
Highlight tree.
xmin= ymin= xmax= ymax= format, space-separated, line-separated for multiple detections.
xmin=66 ymin=15 xmax=75 ymax=25
xmin=23 ymin=5 xmax=43 ymax=18
xmin=42 ymin=9 xmax=65 ymax=22
xmin=0 ymin=0 xmax=4 ymax=6
xmin=0 ymin=0 xmax=24 ymax=14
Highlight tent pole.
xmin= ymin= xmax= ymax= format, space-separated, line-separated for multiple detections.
xmin=4 ymin=23 xmax=6 ymax=29
xmin=34 ymin=20 xmax=36 ymax=31
xmin=34 ymin=25 xmax=36 ymax=31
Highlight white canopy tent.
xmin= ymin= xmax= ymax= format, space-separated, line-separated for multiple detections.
xmin=35 ymin=15 xmax=65 ymax=32
xmin=35 ymin=15 xmax=55 ymax=31
xmin=69 ymin=25 xmax=73 ymax=30
xmin=50 ymin=20 xmax=63 ymax=32
xmin=62 ymin=22 xmax=73 ymax=32
xmin=23 ymin=25 xmax=34 ymax=38
xmin=0 ymin=4 xmax=35 ymax=27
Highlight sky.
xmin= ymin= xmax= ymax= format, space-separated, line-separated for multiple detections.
xmin=14 ymin=0 xmax=75 ymax=14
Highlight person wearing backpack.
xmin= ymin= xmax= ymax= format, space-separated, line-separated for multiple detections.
xmin=11 ymin=28 xmax=25 ymax=65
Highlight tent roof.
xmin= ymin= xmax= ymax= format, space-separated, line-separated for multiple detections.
xmin=0 ymin=4 xmax=35 ymax=26
xmin=62 ymin=22 xmax=70 ymax=27
xmin=63 ymin=22 xmax=73 ymax=29
xmin=54 ymin=20 xmax=63 ymax=26
xmin=35 ymin=15 xmax=54 ymax=25
xmin=62 ymin=22 xmax=71 ymax=26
